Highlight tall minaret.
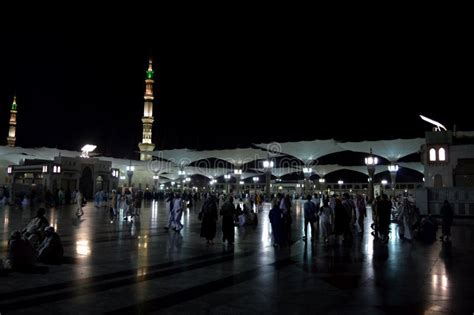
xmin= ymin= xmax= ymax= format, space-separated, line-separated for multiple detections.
xmin=7 ymin=96 xmax=18 ymax=147
xmin=138 ymin=58 xmax=156 ymax=161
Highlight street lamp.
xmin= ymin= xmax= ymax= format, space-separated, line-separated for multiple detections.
xmin=126 ymin=161 xmax=135 ymax=187
xmin=318 ymin=177 xmax=325 ymax=194
xmin=178 ymin=170 xmax=186 ymax=179
xmin=365 ymin=148 xmax=378 ymax=203
xmin=381 ymin=179 xmax=388 ymax=192
xmin=303 ymin=167 xmax=312 ymax=196
xmin=388 ymin=164 xmax=399 ymax=194
xmin=209 ymin=179 xmax=216 ymax=192
xmin=153 ymin=174 xmax=159 ymax=191
xmin=336 ymin=180 xmax=343 ymax=194
xmin=263 ymin=160 xmax=274 ymax=200
xmin=252 ymin=176 xmax=259 ymax=193
xmin=224 ymin=174 xmax=231 ymax=194
xmin=234 ymin=169 xmax=242 ymax=195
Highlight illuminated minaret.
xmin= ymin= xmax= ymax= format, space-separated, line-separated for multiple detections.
xmin=138 ymin=58 xmax=156 ymax=161
xmin=7 ymin=96 xmax=18 ymax=147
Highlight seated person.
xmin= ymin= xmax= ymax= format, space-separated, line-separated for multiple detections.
xmin=418 ymin=215 xmax=438 ymax=243
xmin=37 ymin=226 xmax=64 ymax=264
xmin=22 ymin=208 xmax=49 ymax=247
xmin=6 ymin=231 xmax=36 ymax=271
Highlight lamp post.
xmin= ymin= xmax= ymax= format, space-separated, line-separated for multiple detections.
xmin=365 ymin=148 xmax=378 ymax=204
xmin=388 ymin=164 xmax=399 ymax=195
xmin=210 ymin=179 xmax=216 ymax=192
xmin=337 ymin=180 xmax=344 ymax=194
xmin=7 ymin=165 xmax=14 ymax=200
xmin=178 ymin=170 xmax=186 ymax=181
xmin=224 ymin=174 xmax=231 ymax=194
xmin=252 ymin=176 xmax=259 ymax=194
xmin=303 ymin=167 xmax=312 ymax=197
xmin=318 ymin=178 xmax=325 ymax=195
xmin=126 ymin=161 xmax=135 ymax=187
xmin=381 ymin=179 xmax=388 ymax=193
xmin=234 ymin=169 xmax=242 ymax=196
xmin=177 ymin=169 xmax=186 ymax=191
xmin=263 ymin=160 xmax=274 ymax=201
xmin=153 ymin=174 xmax=159 ymax=191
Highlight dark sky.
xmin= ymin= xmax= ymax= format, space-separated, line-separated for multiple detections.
xmin=0 ymin=25 xmax=471 ymax=159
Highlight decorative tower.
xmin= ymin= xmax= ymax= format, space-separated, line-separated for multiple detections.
xmin=138 ymin=58 xmax=156 ymax=161
xmin=7 ymin=96 xmax=18 ymax=147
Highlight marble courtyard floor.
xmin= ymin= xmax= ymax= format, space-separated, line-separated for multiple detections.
xmin=1 ymin=200 xmax=474 ymax=314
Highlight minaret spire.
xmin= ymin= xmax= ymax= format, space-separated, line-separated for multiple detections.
xmin=138 ymin=58 xmax=156 ymax=161
xmin=7 ymin=95 xmax=18 ymax=147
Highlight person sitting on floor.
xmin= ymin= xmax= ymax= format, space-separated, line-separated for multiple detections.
xmin=37 ymin=226 xmax=64 ymax=264
xmin=419 ymin=214 xmax=438 ymax=243
xmin=6 ymin=231 xmax=36 ymax=271
xmin=22 ymin=208 xmax=49 ymax=247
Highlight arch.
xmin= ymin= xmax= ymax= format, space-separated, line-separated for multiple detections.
xmin=438 ymin=148 xmax=446 ymax=161
xmin=80 ymin=167 xmax=93 ymax=199
xmin=429 ymin=148 xmax=436 ymax=161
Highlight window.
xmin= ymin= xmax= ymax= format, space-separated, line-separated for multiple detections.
xmin=429 ymin=148 xmax=436 ymax=161
xmin=439 ymin=148 xmax=446 ymax=161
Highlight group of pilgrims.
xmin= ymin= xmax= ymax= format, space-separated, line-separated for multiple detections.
xmin=2 ymin=208 xmax=64 ymax=273
xmin=164 ymin=189 xmax=454 ymax=248
xmin=164 ymin=191 xmax=261 ymax=245
xmin=162 ymin=190 xmax=370 ymax=247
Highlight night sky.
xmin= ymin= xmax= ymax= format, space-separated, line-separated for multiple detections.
xmin=0 ymin=27 xmax=471 ymax=159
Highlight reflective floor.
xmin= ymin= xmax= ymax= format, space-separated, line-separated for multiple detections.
xmin=1 ymin=200 xmax=474 ymax=314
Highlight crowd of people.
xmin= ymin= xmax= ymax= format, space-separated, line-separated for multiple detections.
xmin=1 ymin=185 xmax=457 ymax=275
xmin=155 ymin=188 xmax=457 ymax=250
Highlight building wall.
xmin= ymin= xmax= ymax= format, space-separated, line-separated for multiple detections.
xmin=416 ymin=187 xmax=474 ymax=217
xmin=424 ymin=143 xmax=474 ymax=188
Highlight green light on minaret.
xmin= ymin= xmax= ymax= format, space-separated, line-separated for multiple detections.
xmin=11 ymin=96 xmax=17 ymax=110
xmin=147 ymin=69 xmax=154 ymax=79
xmin=147 ymin=59 xmax=154 ymax=79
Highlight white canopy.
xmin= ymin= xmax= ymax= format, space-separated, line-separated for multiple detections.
xmin=251 ymin=167 xmax=301 ymax=177
xmin=398 ymin=162 xmax=425 ymax=174
xmin=338 ymin=139 xmax=424 ymax=162
xmin=193 ymin=148 xmax=278 ymax=166
xmin=254 ymin=139 xmax=344 ymax=164
xmin=149 ymin=149 xmax=209 ymax=167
